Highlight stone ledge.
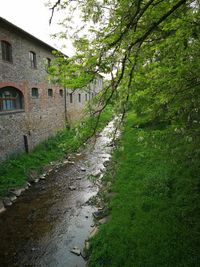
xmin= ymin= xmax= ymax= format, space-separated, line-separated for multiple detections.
xmin=0 ymin=109 xmax=25 ymax=116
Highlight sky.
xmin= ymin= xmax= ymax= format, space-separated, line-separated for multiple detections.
xmin=0 ymin=0 xmax=75 ymax=56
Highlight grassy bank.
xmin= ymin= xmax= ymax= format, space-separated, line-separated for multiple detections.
xmin=0 ymin=106 xmax=113 ymax=198
xmin=89 ymin=112 xmax=200 ymax=267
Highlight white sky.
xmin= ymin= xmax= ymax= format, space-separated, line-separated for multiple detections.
xmin=0 ymin=0 xmax=75 ymax=56
xmin=0 ymin=0 xmax=111 ymax=79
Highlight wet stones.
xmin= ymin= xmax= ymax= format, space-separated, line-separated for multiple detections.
xmin=108 ymin=142 xmax=115 ymax=147
xmin=67 ymin=154 xmax=76 ymax=161
xmin=28 ymin=176 xmax=36 ymax=183
xmin=47 ymin=168 xmax=53 ymax=174
xmin=98 ymin=217 xmax=109 ymax=225
xmin=24 ymin=184 xmax=29 ymax=190
xmin=0 ymin=201 xmax=6 ymax=214
xmin=68 ymin=185 xmax=76 ymax=191
xmin=85 ymin=241 xmax=90 ymax=250
xmin=10 ymin=188 xmax=25 ymax=197
xmin=89 ymin=226 xmax=99 ymax=238
xmin=93 ymin=210 xmax=107 ymax=220
xmin=70 ymin=247 xmax=81 ymax=256
xmin=80 ymin=241 xmax=90 ymax=260
xmin=39 ymin=174 xmax=46 ymax=180
xmin=9 ymin=195 xmax=17 ymax=202
xmin=3 ymin=197 xmax=12 ymax=207
xmin=91 ymin=170 xmax=101 ymax=177
xmin=1 ymin=182 xmax=31 ymax=209
xmin=99 ymin=164 xmax=105 ymax=172
xmin=63 ymin=159 xmax=75 ymax=165
xmin=96 ymin=133 xmax=102 ymax=138
xmin=28 ymin=170 xmax=38 ymax=183
xmin=63 ymin=160 xmax=70 ymax=165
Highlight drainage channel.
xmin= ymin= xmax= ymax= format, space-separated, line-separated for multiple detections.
xmin=0 ymin=119 xmax=119 ymax=267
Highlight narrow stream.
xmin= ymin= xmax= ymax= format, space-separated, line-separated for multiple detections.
xmin=0 ymin=119 xmax=118 ymax=267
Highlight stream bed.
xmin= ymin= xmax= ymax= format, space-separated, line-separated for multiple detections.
xmin=0 ymin=119 xmax=118 ymax=267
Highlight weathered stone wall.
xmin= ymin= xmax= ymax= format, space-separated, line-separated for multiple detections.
xmin=0 ymin=18 xmax=103 ymax=161
xmin=66 ymin=77 xmax=103 ymax=123
xmin=0 ymin=19 xmax=65 ymax=161
xmin=0 ymin=21 xmax=55 ymax=85
xmin=0 ymin=111 xmax=27 ymax=159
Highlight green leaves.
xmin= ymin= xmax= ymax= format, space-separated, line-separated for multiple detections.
xmin=89 ymin=111 xmax=200 ymax=266
xmin=46 ymin=1 xmax=200 ymax=265
xmin=48 ymin=0 xmax=200 ymax=133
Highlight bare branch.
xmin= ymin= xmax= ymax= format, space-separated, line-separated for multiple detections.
xmin=49 ymin=0 xmax=61 ymax=25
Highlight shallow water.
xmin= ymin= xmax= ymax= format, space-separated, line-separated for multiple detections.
xmin=0 ymin=119 xmax=118 ymax=267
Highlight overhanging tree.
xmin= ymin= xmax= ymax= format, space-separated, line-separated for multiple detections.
xmin=48 ymin=0 xmax=199 ymax=131
xmin=47 ymin=1 xmax=200 ymax=266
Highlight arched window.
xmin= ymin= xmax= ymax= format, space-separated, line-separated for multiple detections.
xmin=0 ymin=87 xmax=23 ymax=112
xmin=1 ymin=40 xmax=12 ymax=62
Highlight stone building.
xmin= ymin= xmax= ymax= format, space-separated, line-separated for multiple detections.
xmin=66 ymin=77 xmax=103 ymax=122
xmin=0 ymin=17 xmax=103 ymax=161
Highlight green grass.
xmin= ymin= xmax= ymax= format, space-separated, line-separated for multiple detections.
xmin=0 ymin=106 xmax=113 ymax=198
xmin=89 ymin=112 xmax=200 ymax=267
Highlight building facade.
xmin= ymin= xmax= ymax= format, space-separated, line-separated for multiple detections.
xmin=0 ymin=17 xmax=103 ymax=162
xmin=66 ymin=77 xmax=103 ymax=122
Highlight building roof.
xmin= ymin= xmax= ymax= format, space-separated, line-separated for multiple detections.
xmin=0 ymin=16 xmax=68 ymax=57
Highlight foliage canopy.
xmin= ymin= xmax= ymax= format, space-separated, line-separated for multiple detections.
xmin=48 ymin=0 xmax=200 ymax=130
xmin=47 ymin=1 xmax=200 ymax=266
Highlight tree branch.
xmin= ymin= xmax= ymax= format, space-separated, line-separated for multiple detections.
xmin=49 ymin=0 xmax=61 ymax=25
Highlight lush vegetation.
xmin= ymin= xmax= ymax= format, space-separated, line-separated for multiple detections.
xmin=47 ymin=0 xmax=200 ymax=266
xmin=89 ymin=112 xmax=200 ymax=267
xmin=1 ymin=0 xmax=199 ymax=264
xmin=48 ymin=0 xmax=200 ymax=169
xmin=0 ymin=106 xmax=113 ymax=198
xmin=48 ymin=1 xmax=200 ymax=130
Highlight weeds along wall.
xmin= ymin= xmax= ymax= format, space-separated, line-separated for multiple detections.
xmin=0 ymin=17 xmax=103 ymax=162
xmin=0 ymin=17 xmax=66 ymax=161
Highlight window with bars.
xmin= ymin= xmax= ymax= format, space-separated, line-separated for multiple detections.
xmin=1 ymin=40 xmax=12 ymax=62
